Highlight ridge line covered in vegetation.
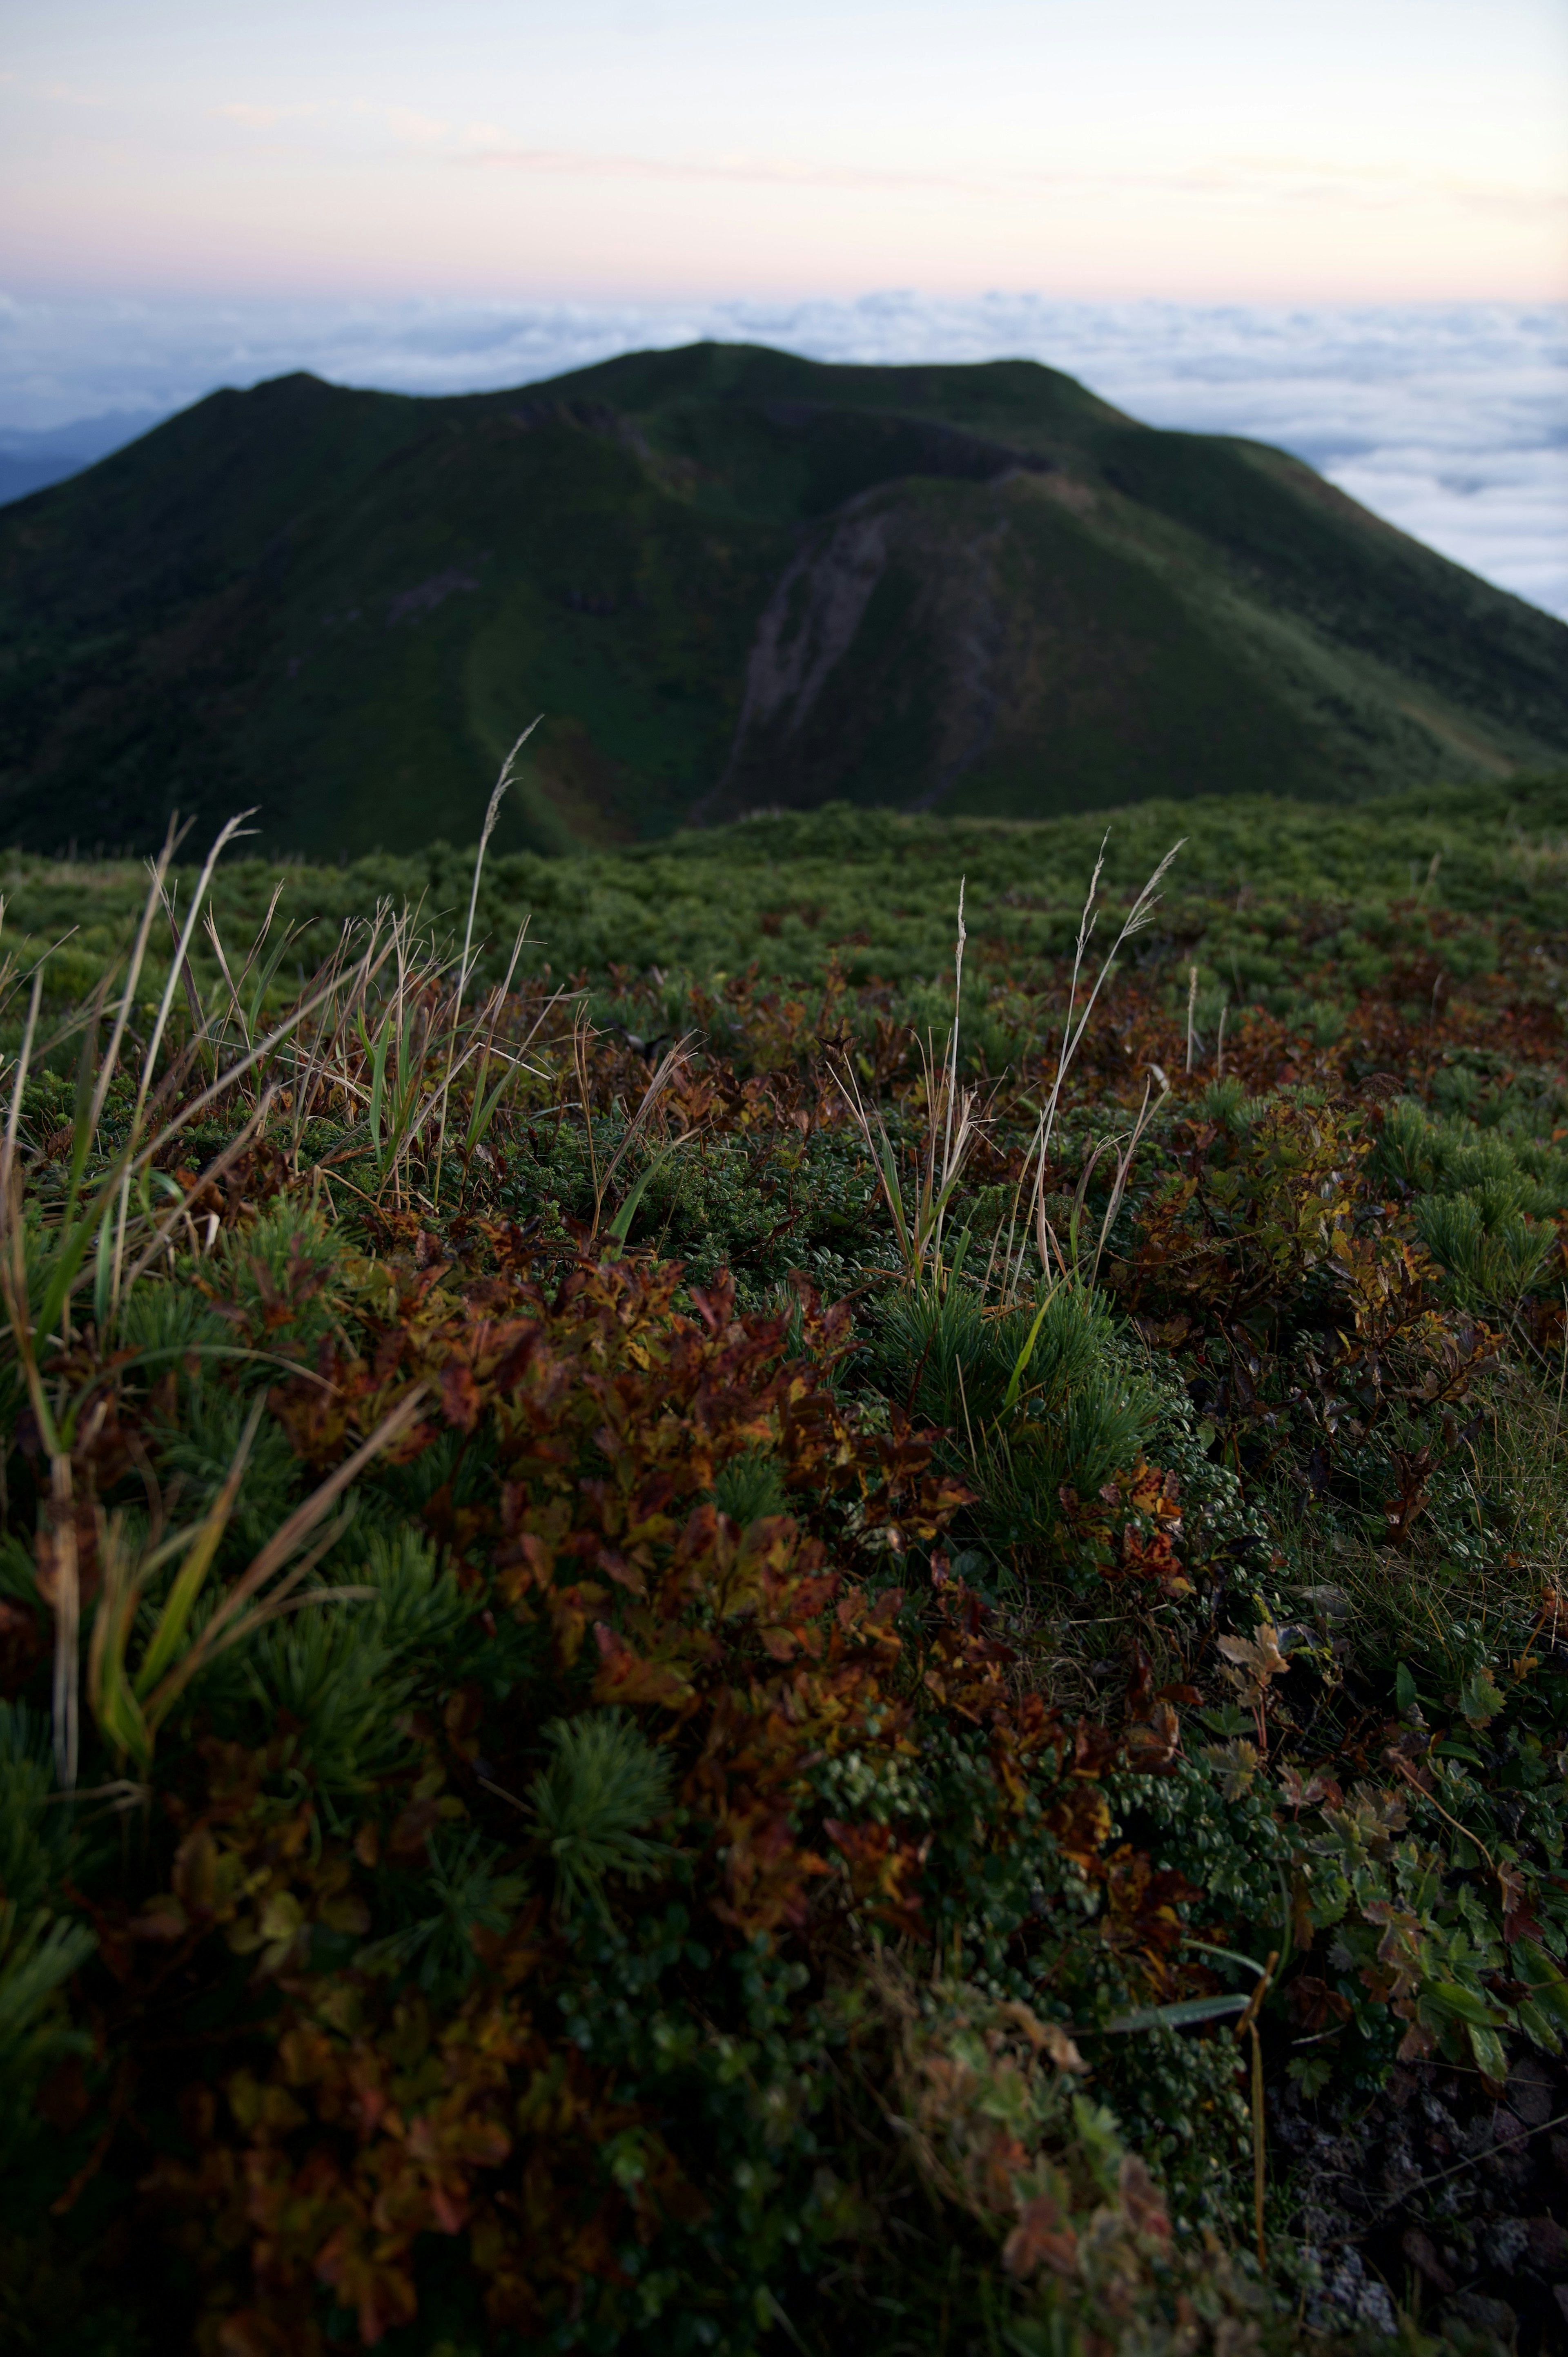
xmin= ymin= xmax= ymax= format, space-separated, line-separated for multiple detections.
xmin=2 ymin=344 xmax=1564 ymax=857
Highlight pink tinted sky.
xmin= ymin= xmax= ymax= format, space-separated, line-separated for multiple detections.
xmin=2 ymin=0 xmax=1565 ymax=304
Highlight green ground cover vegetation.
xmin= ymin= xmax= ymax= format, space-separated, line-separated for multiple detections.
xmin=4 ymin=771 xmax=1568 ymax=2355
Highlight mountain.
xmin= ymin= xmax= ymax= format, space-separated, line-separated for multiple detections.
xmin=0 ymin=345 xmax=1564 ymax=858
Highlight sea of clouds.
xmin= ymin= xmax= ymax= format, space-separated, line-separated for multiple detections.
xmin=0 ymin=290 xmax=1562 ymax=618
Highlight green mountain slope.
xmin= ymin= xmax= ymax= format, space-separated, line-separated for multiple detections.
xmin=1 ymin=343 xmax=1563 ymax=857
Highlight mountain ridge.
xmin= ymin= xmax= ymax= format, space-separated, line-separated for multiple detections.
xmin=0 ymin=342 xmax=1562 ymax=857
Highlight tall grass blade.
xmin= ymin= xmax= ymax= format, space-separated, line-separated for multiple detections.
xmin=434 ymin=718 xmax=542 ymax=1203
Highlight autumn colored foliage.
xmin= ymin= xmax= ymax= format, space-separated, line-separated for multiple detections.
xmin=5 ymin=798 xmax=1568 ymax=2355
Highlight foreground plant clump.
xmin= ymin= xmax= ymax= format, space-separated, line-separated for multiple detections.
xmin=4 ymin=792 xmax=1568 ymax=2355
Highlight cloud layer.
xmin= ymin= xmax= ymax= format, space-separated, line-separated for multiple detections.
xmin=0 ymin=290 xmax=1562 ymax=617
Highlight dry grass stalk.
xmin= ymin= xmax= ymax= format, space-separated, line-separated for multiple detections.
xmin=1033 ymin=1067 xmax=1169 ymax=1293
xmin=835 ymin=880 xmax=980 ymax=1293
xmin=574 ymin=1017 xmax=697 ymax=1243
xmin=0 ymin=787 xmax=563 ymax=1786
xmin=1000 ymin=836 xmax=1183 ymax=1300
xmin=433 ymin=718 xmax=542 ymax=1200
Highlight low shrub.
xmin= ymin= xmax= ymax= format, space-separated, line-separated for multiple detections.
xmin=4 ymin=801 xmax=1568 ymax=2352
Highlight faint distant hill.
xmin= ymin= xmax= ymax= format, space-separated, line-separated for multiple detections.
xmin=0 ymin=412 xmax=166 ymax=508
xmin=0 ymin=345 xmax=1563 ymax=857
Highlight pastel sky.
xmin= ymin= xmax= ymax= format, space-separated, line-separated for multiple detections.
xmin=3 ymin=0 xmax=1565 ymax=304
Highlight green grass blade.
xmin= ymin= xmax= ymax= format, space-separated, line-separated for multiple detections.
xmin=1002 ymin=1290 xmax=1056 ymax=1415
xmin=607 ymin=1161 xmax=659 ymax=1246
xmin=131 ymin=1398 xmax=262 ymax=1699
xmin=466 ymin=1060 xmax=514 ymax=1153
xmin=367 ymin=1010 xmax=392 ymax=1159
xmin=1103 ymin=1993 xmax=1250 ymax=2033
xmin=36 ymin=1206 xmax=106 ymax=1351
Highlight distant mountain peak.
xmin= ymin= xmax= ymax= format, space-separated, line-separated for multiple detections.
xmin=0 ymin=343 xmax=1562 ymax=857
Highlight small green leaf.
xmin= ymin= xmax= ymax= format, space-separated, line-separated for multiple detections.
xmin=1514 ymin=1997 xmax=1563 ymax=2056
xmin=1105 ymin=1992 xmax=1250 ymax=2033
xmin=1422 ymin=1979 xmax=1499 ymax=2029
xmin=1466 ymin=2022 xmax=1510 ymax=2081
xmin=1516 ymin=1940 xmax=1568 ymax=2030
xmin=1287 ymin=2052 xmax=1335 ymax=2099
xmin=1459 ymin=1665 xmax=1505 ymax=1728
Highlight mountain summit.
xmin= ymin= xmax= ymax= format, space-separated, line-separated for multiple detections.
xmin=2 ymin=342 xmax=1564 ymax=856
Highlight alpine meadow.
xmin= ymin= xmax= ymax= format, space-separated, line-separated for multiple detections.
xmin=4 ymin=340 xmax=1568 ymax=2357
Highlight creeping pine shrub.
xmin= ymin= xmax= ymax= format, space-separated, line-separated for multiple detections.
xmin=0 ymin=1703 xmax=75 ymax=1924
xmin=1374 ymin=1097 xmax=1567 ymax=1306
xmin=155 ymin=1378 xmax=304 ymax=1549
xmin=209 ymin=1198 xmax=345 ymax=1349
xmin=0 ymin=1709 xmax=94 ymax=2168
xmin=711 ymin=1445 xmax=789 ymax=1526
xmin=242 ymin=1606 xmax=414 ymax=1799
xmin=530 ymin=1710 xmax=675 ymax=1920
xmin=114 ymin=1273 xmax=233 ymax=1371
xmin=0 ymin=1907 xmax=97 ymax=2168
xmin=1415 ymin=1188 xmax=1559 ymax=1307
xmin=361 ymin=1827 xmax=529 ymax=1991
xmin=354 ymin=1525 xmax=468 ymax=1654
xmin=871 ymin=1282 xmax=1157 ymax=1576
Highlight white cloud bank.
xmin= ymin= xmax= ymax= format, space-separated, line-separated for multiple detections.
xmin=0 ymin=290 xmax=1562 ymax=618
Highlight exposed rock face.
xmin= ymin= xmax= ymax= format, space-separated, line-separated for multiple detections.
xmin=1278 ymin=2050 xmax=1568 ymax=2350
xmin=703 ymin=486 xmax=1016 ymax=822
xmin=728 ymin=499 xmax=893 ymax=754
